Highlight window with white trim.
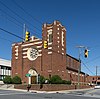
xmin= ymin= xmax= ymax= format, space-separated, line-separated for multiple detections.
xmin=48 ymin=34 xmax=53 ymax=43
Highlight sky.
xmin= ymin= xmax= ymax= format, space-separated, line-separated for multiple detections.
xmin=0 ymin=0 xmax=100 ymax=75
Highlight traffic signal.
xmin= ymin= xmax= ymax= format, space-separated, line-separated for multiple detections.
xmin=25 ymin=31 xmax=30 ymax=41
xmin=84 ymin=49 xmax=88 ymax=58
xmin=44 ymin=40 xmax=48 ymax=49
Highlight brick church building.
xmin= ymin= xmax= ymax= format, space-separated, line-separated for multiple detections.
xmin=12 ymin=21 xmax=88 ymax=84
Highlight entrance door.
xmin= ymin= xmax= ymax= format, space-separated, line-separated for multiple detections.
xmin=31 ymin=76 xmax=36 ymax=84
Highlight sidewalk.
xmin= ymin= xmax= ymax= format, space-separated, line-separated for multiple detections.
xmin=43 ymin=88 xmax=94 ymax=94
xmin=0 ymin=85 xmax=93 ymax=94
xmin=11 ymin=88 xmax=95 ymax=93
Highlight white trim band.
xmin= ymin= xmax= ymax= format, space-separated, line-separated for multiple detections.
xmin=22 ymin=41 xmax=42 ymax=47
xmin=48 ymin=47 xmax=52 ymax=49
xmin=23 ymin=56 xmax=27 ymax=58
xmin=48 ymin=52 xmax=52 ymax=54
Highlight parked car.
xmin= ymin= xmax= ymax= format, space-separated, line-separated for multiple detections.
xmin=94 ymin=85 xmax=100 ymax=89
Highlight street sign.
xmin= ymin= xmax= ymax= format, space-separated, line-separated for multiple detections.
xmin=26 ymin=73 xmax=31 ymax=77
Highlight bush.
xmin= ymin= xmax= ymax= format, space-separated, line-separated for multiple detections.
xmin=39 ymin=75 xmax=72 ymax=85
xmin=66 ymin=80 xmax=71 ymax=85
xmin=12 ymin=76 xmax=22 ymax=84
xmin=62 ymin=80 xmax=71 ymax=85
xmin=40 ymin=75 xmax=45 ymax=84
xmin=3 ymin=76 xmax=12 ymax=84
xmin=61 ymin=80 xmax=67 ymax=84
xmin=50 ymin=75 xmax=62 ymax=84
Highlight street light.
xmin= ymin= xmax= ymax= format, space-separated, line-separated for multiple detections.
xmin=76 ymin=46 xmax=85 ymax=89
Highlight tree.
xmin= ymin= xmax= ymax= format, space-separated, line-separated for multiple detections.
xmin=12 ymin=76 xmax=22 ymax=84
xmin=3 ymin=76 xmax=12 ymax=84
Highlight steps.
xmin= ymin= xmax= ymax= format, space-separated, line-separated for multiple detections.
xmin=0 ymin=84 xmax=14 ymax=89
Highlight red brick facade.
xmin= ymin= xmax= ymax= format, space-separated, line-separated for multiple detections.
xmin=14 ymin=84 xmax=92 ymax=91
xmin=66 ymin=54 xmax=89 ymax=84
xmin=87 ymin=76 xmax=100 ymax=85
xmin=12 ymin=21 xmax=87 ymax=84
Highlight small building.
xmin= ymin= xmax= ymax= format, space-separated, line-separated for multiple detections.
xmin=0 ymin=58 xmax=11 ymax=83
xmin=88 ymin=76 xmax=100 ymax=85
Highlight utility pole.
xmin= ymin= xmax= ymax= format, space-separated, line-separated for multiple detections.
xmin=76 ymin=46 xmax=85 ymax=89
xmin=23 ymin=24 xmax=26 ymax=41
xmin=96 ymin=66 xmax=98 ymax=85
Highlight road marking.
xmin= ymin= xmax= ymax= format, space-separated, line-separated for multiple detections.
xmin=86 ymin=89 xmax=97 ymax=94
xmin=0 ymin=92 xmax=27 ymax=96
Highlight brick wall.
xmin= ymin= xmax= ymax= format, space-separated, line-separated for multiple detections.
xmin=14 ymin=84 xmax=92 ymax=91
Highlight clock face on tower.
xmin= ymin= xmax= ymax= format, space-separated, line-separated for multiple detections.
xmin=27 ymin=47 xmax=39 ymax=61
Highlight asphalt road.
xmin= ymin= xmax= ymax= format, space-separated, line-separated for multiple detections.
xmin=67 ymin=88 xmax=100 ymax=98
xmin=85 ymin=88 xmax=100 ymax=96
xmin=0 ymin=89 xmax=100 ymax=99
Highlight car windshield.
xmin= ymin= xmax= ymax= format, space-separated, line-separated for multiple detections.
xmin=96 ymin=84 xmax=100 ymax=86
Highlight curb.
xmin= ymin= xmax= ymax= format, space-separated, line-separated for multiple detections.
xmin=0 ymin=87 xmax=93 ymax=94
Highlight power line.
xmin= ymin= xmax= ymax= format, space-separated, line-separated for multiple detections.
xmin=0 ymin=27 xmax=24 ymax=40
xmin=0 ymin=8 xmax=41 ymax=38
xmin=12 ymin=0 xmax=42 ymax=24
xmin=0 ymin=36 xmax=13 ymax=43
xmin=0 ymin=9 xmax=23 ymax=28
xmin=0 ymin=27 xmax=41 ymax=43
xmin=85 ymin=55 xmax=100 ymax=64
xmin=0 ymin=1 xmax=41 ymax=34
xmin=81 ymin=61 xmax=95 ymax=75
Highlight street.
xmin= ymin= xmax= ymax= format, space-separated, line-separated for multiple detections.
xmin=0 ymin=88 xmax=100 ymax=99
xmin=66 ymin=88 xmax=100 ymax=98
